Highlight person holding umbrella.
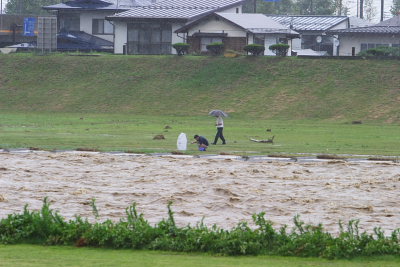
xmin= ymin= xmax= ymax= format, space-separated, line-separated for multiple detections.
xmin=209 ymin=110 xmax=227 ymax=145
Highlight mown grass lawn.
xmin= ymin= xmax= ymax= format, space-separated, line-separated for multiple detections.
xmin=0 ymin=245 xmax=399 ymax=267
xmin=1 ymin=112 xmax=399 ymax=156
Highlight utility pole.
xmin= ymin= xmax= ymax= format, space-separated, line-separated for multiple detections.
xmin=380 ymin=0 xmax=384 ymax=21
xmin=253 ymin=0 xmax=257 ymax=13
xmin=360 ymin=0 xmax=364 ymax=19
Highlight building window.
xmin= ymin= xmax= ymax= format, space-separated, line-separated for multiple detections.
xmin=361 ymin=43 xmax=390 ymax=51
xmin=92 ymin=19 xmax=113 ymax=35
xmin=254 ymin=35 xmax=264 ymax=45
xmin=361 ymin=43 xmax=376 ymax=51
xmin=127 ymin=22 xmax=172 ymax=54
xmin=278 ymin=37 xmax=288 ymax=44
xmin=59 ymin=14 xmax=80 ymax=32
xmin=392 ymin=44 xmax=400 ymax=48
xmin=236 ymin=7 xmax=239 ymax=13
xmin=201 ymin=37 xmax=222 ymax=52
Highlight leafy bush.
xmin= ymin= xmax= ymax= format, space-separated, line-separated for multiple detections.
xmin=206 ymin=42 xmax=224 ymax=56
xmin=358 ymin=46 xmax=400 ymax=57
xmin=1 ymin=199 xmax=400 ymax=259
xmin=172 ymin=43 xmax=190 ymax=56
xmin=244 ymin=44 xmax=265 ymax=56
xmin=269 ymin=43 xmax=290 ymax=57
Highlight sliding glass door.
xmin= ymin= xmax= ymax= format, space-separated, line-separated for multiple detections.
xmin=127 ymin=22 xmax=172 ymax=54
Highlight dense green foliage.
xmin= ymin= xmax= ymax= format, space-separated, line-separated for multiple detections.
xmin=391 ymin=0 xmax=400 ymax=16
xmin=269 ymin=44 xmax=290 ymax=56
xmin=244 ymin=44 xmax=265 ymax=56
xmin=5 ymin=0 xmax=61 ymax=15
xmin=1 ymin=54 xmax=399 ymax=122
xmin=242 ymin=0 xmax=342 ymax=15
xmin=172 ymin=43 xmax=190 ymax=56
xmin=358 ymin=47 xmax=400 ymax=57
xmin=206 ymin=42 xmax=224 ymax=55
xmin=1 ymin=199 xmax=399 ymax=259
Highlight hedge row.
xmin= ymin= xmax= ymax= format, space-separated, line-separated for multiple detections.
xmin=173 ymin=43 xmax=290 ymax=56
xmin=1 ymin=199 xmax=399 ymax=259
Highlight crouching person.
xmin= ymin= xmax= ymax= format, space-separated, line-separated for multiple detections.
xmin=192 ymin=135 xmax=209 ymax=151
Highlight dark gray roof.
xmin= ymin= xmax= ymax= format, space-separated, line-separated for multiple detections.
xmin=108 ymin=6 xmax=213 ymax=19
xmin=375 ymin=15 xmax=400 ymax=27
xmin=108 ymin=0 xmax=244 ymax=20
xmin=43 ymin=0 xmax=152 ymax=11
xmin=328 ymin=26 xmax=400 ymax=35
xmin=266 ymin=15 xmax=348 ymax=31
xmin=176 ymin=13 xmax=299 ymax=36
xmin=152 ymin=0 xmax=244 ymax=8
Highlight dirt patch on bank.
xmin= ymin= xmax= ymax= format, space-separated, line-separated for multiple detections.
xmin=0 ymin=151 xmax=399 ymax=234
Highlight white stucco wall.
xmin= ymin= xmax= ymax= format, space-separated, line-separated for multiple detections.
xmin=329 ymin=20 xmax=349 ymax=30
xmin=172 ymin=23 xmax=187 ymax=54
xmin=291 ymin=38 xmax=302 ymax=50
xmin=80 ymin=11 xmax=114 ymax=42
xmin=113 ymin=21 xmax=127 ymax=54
xmin=187 ymin=16 xmax=247 ymax=38
xmin=338 ymin=34 xmax=400 ymax=56
xmin=264 ymin=34 xmax=293 ymax=56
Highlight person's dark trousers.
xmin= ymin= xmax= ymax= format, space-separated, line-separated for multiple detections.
xmin=213 ymin=127 xmax=226 ymax=144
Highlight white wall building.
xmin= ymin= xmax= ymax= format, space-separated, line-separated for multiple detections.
xmin=107 ymin=0 xmax=246 ymax=54
xmin=176 ymin=13 xmax=299 ymax=55
xmin=328 ymin=15 xmax=400 ymax=56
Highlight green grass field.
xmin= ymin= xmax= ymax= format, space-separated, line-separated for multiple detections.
xmin=1 ymin=245 xmax=399 ymax=267
xmin=1 ymin=112 xmax=400 ymax=156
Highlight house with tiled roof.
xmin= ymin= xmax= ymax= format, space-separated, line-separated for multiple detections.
xmin=175 ymin=13 xmax=299 ymax=55
xmin=266 ymin=15 xmax=350 ymax=56
xmin=107 ymin=0 xmax=246 ymax=54
xmin=42 ymin=0 xmax=155 ymax=51
xmin=327 ymin=15 xmax=400 ymax=56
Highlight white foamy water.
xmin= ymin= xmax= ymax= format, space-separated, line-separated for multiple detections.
xmin=0 ymin=151 xmax=399 ymax=234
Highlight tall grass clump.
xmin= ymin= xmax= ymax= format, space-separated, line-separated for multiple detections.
xmin=1 ymin=199 xmax=399 ymax=259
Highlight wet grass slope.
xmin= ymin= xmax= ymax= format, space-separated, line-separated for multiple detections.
xmin=0 ymin=54 xmax=399 ymax=122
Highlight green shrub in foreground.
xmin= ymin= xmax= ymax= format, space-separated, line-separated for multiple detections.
xmin=244 ymin=44 xmax=265 ymax=56
xmin=172 ymin=43 xmax=190 ymax=56
xmin=358 ymin=46 xmax=400 ymax=57
xmin=269 ymin=43 xmax=290 ymax=56
xmin=0 ymin=199 xmax=399 ymax=259
xmin=206 ymin=42 xmax=224 ymax=56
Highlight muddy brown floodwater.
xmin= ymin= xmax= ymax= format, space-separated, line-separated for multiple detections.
xmin=0 ymin=151 xmax=399 ymax=234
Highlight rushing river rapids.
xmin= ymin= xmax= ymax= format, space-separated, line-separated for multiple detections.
xmin=0 ymin=151 xmax=399 ymax=234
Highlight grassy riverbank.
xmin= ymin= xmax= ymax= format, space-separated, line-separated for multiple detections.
xmin=1 ymin=113 xmax=400 ymax=156
xmin=0 ymin=53 xmax=399 ymax=122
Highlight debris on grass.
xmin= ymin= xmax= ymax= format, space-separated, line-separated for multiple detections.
xmin=76 ymin=148 xmax=100 ymax=152
xmin=317 ymin=154 xmax=346 ymax=160
xmin=153 ymin=134 xmax=165 ymax=140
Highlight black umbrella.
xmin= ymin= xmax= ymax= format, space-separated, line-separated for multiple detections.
xmin=209 ymin=110 xmax=228 ymax=117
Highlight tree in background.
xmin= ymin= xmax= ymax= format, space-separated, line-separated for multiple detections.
xmin=363 ymin=0 xmax=377 ymax=21
xmin=243 ymin=0 xmax=297 ymax=14
xmin=333 ymin=0 xmax=350 ymax=16
xmin=6 ymin=0 xmax=62 ymax=15
xmin=390 ymin=0 xmax=400 ymax=16
xmin=243 ymin=0 xmax=337 ymax=15
xmin=295 ymin=0 xmax=336 ymax=15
